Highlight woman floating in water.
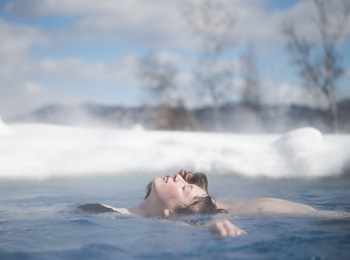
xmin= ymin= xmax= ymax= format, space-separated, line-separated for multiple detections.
xmin=79 ymin=168 xmax=337 ymax=237
xmin=79 ymin=169 xmax=246 ymax=236
xmin=79 ymin=169 xmax=222 ymax=216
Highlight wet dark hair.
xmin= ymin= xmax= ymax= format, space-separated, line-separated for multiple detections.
xmin=174 ymin=195 xmax=227 ymax=215
xmin=144 ymin=171 xmax=226 ymax=215
xmin=186 ymin=172 xmax=208 ymax=193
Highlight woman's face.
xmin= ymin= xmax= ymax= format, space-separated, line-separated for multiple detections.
xmin=144 ymin=169 xmax=208 ymax=199
xmin=151 ymin=174 xmax=207 ymax=213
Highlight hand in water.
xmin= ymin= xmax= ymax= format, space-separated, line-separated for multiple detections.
xmin=210 ymin=220 xmax=247 ymax=237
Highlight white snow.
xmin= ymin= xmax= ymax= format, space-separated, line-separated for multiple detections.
xmin=0 ymin=121 xmax=349 ymax=179
xmin=0 ymin=117 xmax=11 ymax=135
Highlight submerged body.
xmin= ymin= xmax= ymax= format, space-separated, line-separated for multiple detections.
xmin=79 ymin=198 xmax=317 ymax=216
xmin=218 ymin=198 xmax=316 ymax=215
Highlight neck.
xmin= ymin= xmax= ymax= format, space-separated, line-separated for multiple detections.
xmin=129 ymin=196 xmax=165 ymax=217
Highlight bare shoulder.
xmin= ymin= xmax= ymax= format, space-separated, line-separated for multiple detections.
xmin=231 ymin=198 xmax=316 ymax=214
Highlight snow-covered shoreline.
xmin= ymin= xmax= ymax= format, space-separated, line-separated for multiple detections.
xmin=1 ymin=122 xmax=349 ymax=180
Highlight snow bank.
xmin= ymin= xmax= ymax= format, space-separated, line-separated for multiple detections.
xmin=0 ymin=123 xmax=349 ymax=179
xmin=0 ymin=117 xmax=11 ymax=135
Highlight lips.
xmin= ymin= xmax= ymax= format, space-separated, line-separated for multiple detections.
xmin=163 ymin=176 xmax=169 ymax=183
xmin=163 ymin=175 xmax=174 ymax=183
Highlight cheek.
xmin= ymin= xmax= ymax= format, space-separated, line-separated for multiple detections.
xmin=167 ymin=184 xmax=182 ymax=197
xmin=155 ymin=183 xmax=183 ymax=204
xmin=165 ymin=193 xmax=183 ymax=210
xmin=163 ymin=186 xmax=184 ymax=205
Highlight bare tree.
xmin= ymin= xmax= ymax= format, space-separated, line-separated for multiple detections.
xmin=282 ymin=0 xmax=350 ymax=132
xmin=241 ymin=43 xmax=260 ymax=111
xmin=138 ymin=53 xmax=178 ymax=105
xmin=181 ymin=0 xmax=236 ymax=131
xmin=138 ymin=53 xmax=200 ymax=130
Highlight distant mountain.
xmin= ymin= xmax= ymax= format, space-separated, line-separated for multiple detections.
xmin=8 ymin=100 xmax=350 ymax=133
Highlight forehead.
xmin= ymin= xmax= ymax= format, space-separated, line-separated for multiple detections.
xmin=189 ymin=184 xmax=207 ymax=198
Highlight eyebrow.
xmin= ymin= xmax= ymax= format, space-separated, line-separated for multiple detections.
xmin=183 ymin=184 xmax=193 ymax=196
xmin=193 ymin=186 xmax=207 ymax=200
xmin=184 ymin=179 xmax=205 ymax=197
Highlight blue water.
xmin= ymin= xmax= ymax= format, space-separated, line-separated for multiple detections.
xmin=0 ymin=174 xmax=349 ymax=260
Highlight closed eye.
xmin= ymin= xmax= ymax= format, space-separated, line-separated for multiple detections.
xmin=183 ymin=185 xmax=192 ymax=195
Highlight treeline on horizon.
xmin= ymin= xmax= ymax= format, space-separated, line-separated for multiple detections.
xmin=11 ymin=99 xmax=350 ymax=134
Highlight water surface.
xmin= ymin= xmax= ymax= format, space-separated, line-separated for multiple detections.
xmin=1 ymin=174 xmax=349 ymax=260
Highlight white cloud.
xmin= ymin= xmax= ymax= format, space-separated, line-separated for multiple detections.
xmin=0 ymin=54 xmax=145 ymax=118
xmin=0 ymin=18 xmax=49 ymax=117
xmin=0 ymin=18 xmax=47 ymax=85
xmin=35 ymin=55 xmax=140 ymax=86
xmin=150 ymin=51 xmax=186 ymax=66
xmin=345 ymin=69 xmax=350 ymax=76
xmin=225 ymin=0 xmax=349 ymax=46
xmin=0 ymin=17 xmax=142 ymax=117
xmin=273 ymin=0 xmax=350 ymax=44
xmin=0 ymin=18 xmax=46 ymax=56
xmin=4 ymin=0 xmax=349 ymax=48
xmin=24 ymin=81 xmax=44 ymax=93
xmin=5 ymin=0 xmax=188 ymax=48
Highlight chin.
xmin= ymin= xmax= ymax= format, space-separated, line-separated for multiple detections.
xmin=152 ymin=177 xmax=163 ymax=186
xmin=152 ymin=177 xmax=167 ymax=193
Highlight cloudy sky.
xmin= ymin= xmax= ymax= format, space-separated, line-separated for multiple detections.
xmin=0 ymin=0 xmax=349 ymax=119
